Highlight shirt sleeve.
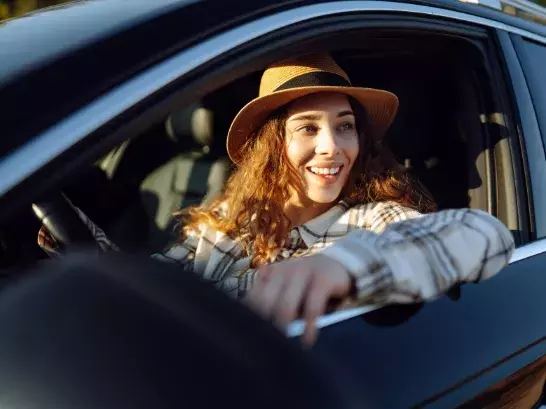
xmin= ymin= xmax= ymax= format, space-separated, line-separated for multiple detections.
xmin=37 ymin=207 xmax=199 ymax=275
xmin=321 ymin=203 xmax=515 ymax=304
xmin=72 ymin=207 xmax=120 ymax=252
xmin=151 ymin=237 xmax=198 ymax=274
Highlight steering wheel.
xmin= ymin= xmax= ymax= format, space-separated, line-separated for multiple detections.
xmin=32 ymin=193 xmax=100 ymax=252
xmin=0 ymin=251 xmax=348 ymax=409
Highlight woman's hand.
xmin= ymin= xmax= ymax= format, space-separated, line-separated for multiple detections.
xmin=244 ymin=254 xmax=353 ymax=346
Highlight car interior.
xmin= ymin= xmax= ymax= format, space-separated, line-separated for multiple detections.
xmin=0 ymin=30 xmax=502 ymax=279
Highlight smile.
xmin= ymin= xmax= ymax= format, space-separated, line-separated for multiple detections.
xmin=306 ymin=165 xmax=344 ymax=184
xmin=308 ymin=166 xmax=341 ymax=175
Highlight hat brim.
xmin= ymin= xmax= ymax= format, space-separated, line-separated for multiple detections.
xmin=226 ymin=86 xmax=399 ymax=165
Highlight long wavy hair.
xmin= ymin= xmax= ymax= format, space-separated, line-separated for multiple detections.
xmin=178 ymin=95 xmax=436 ymax=267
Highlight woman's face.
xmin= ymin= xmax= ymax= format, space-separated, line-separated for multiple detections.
xmin=285 ymin=92 xmax=360 ymax=205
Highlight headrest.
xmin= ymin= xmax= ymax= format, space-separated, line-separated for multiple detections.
xmin=165 ymin=102 xmax=214 ymax=148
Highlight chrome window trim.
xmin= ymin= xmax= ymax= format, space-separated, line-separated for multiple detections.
xmin=1 ymin=1 xmax=546 ymax=198
xmin=286 ymin=242 xmax=546 ymax=338
xmin=1 ymin=1 xmax=545 ymax=336
xmin=509 ymin=237 xmax=546 ymax=263
xmin=287 ymin=305 xmax=381 ymax=338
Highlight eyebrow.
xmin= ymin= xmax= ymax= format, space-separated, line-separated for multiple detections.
xmin=337 ymin=110 xmax=354 ymax=118
xmin=288 ymin=110 xmax=355 ymax=122
xmin=289 ymin=114 xmax=322 ymax=122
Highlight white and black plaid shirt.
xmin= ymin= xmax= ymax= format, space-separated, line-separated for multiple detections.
xmin=39 ymin=200 xmax=514 ymax=304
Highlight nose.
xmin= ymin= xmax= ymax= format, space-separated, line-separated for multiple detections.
xmin=315 ymin=126 xmax=340 ymax=156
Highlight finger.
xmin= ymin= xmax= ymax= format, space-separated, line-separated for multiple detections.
xmin=301 ymin=280 xmax=330 ymax=347
xmin=244 ymin=265 xmax=272 ymax=307
xmin=252 ymin=269 xmax=286 ymax=320
xmin=275 ymin=269 xmax=312 ymax=327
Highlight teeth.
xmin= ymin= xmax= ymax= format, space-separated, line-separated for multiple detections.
xmin=310 ymin=166 xmax=340 ymax=175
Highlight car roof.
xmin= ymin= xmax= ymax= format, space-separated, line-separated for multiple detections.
xmin=1 ymin=0 xmax=545 ymax=86
xmin=0 ymin=0 xmax=192 ymax=84
xmin=1 ymin=0 xmax=545 ymax=160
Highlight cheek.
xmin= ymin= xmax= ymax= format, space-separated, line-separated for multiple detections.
xmin=285 ymin=138 xmax=310 ymax=167
xmin=342 ymin=137 xmax=360 ymax=165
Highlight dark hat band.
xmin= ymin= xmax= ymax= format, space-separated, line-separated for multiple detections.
xmin=274 ymin=72 xmax=351 ymax=92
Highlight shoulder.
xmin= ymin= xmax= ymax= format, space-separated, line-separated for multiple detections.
xmin=345 ymin=201 xmax=423 ymax=233
xmin=182 ymin=200 xmax=228 ymax=237
xmin=174 ymin=202 xmax=235 ymax=252
xmin=156 ymin=221 xmax=222 ymax=263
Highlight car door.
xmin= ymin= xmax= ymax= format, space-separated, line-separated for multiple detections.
xmin=286 ymin=8 xmax=546 ymax=409
xmin=1 ymin=1 xmax=546 ymax=408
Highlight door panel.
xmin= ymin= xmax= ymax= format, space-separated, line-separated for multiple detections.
xmin=307 ymin=250 xmax=546 ymax=408
xmin=304 ymin=28 xmax=546 ymax=409
xmin=458 ymin=355 xmax=546 ymax=408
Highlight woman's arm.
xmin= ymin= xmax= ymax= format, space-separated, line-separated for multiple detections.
xmin=37 ymin=206 xmax=119 ymax=256
xmin=245 ymin=203 xmax=514 ymax=345
xmin=151 ymin=238 xmax=198 ymax=274
xmin=37 ymin=206 xmax=197 ymax=275
xmin=321 ymin=204 xmax=515 ymax=304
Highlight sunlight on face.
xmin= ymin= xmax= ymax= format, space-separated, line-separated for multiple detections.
xmin=285 ymin=92 xmax=360 ymax=207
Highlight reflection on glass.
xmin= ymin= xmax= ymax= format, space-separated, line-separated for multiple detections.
xmin=501 ymin=0 xmax=546 ymax=25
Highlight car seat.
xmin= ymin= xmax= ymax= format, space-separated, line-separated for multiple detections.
xmin=362 ymin=58 xmax=474 ymax=210
xmin=135 ymin=102 xmax=232 ymax=252
xmin=385 ymin=70 xmax=470 ymax=209
xmin=97 ymin=101 xmax=232 ymax=253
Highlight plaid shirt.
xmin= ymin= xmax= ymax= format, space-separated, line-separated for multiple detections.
xmin=38 ymin=200 xmax=514 ymax=304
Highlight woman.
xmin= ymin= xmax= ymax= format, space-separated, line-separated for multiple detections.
xmin=39 ymin=53 xmax=514 ymax=345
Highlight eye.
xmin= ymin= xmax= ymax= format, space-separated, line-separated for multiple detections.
xmin=296 ymin=124 xmax=318 ymax=134
xmin=339 ymin=122 xmax=355 ymax=132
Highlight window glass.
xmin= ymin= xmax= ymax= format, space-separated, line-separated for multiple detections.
xmin=499 ymin=1 xmax=546 ymax=26
xmin=516 ymin=38 xmax=546 ymax=155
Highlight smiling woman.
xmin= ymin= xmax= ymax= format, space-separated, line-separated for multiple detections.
xmin=285 ymin=93 xmax=360 ymax=212
xmin=38 ymin=52 xmax=515 ymax=346
xmin=185 ymin=54 xmax=436 ymax=268
xmin=194 ymin=86 xmax=434 ymax=270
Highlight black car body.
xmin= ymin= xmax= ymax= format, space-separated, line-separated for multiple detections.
xmin=1 ymin=0 xmax=546 ymax=407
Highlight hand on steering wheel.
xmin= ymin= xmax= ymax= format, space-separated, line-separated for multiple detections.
xmin=33 ymin=192 xmax=110 ymax=255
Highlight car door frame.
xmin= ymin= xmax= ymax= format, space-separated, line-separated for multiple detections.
xmin=303 ymin=20 xmax=546 ymax=409
xmin=305 ymin=22 xmax=546 ymax=409
xmin=0 ymin=0 xmax=537 ymax=223
xmin=1 ymin=1 xmax=546 ymax=408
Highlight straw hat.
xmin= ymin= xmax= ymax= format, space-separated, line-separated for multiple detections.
xmin=226 ymin=53 xmax=399 ymax=165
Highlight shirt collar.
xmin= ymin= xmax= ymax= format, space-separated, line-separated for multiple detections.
xmin=295 ymin=200 xmax=350 ymax=247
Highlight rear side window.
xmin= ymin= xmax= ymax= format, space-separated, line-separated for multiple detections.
xmin=515 ymin=38 xmax=546 ymax=154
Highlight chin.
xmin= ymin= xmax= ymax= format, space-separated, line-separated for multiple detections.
xmin=306 ymin=190 xmax=342 ymax=204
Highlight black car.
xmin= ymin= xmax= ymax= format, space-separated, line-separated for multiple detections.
xmin=1 ymin=0 xmax=546 ymax=407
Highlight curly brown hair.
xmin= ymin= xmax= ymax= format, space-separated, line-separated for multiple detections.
xmin=178 ymin=95 xmax=436 ymax=267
